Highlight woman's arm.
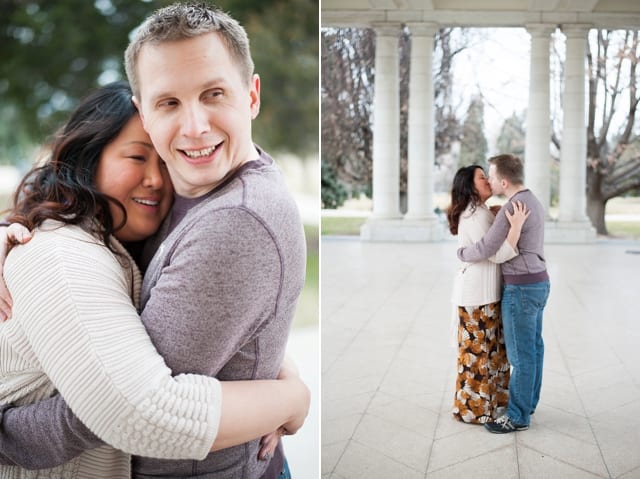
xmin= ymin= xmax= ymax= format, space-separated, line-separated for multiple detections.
xmin=214 ymin=370 xmax=310 ymax=452
xmin=0 ymin=371 xmax=309 ymax=468
xmin=2 ymin=227 xmax=217 ymax=460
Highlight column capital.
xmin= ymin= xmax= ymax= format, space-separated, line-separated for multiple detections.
xmin=525 ymin=23 xmax=556 ymax=37
xmin=560 ymin=24 xmax=593 ymax=38
xmin=405 ymin=22 xmax=439 ymax=37
xmin=371 ymin=22 xmax=402 ymax=37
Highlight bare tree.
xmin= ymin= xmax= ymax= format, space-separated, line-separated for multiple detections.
xmin=585 ymin=29 xmax=640 ymax=234
xmin=321 ymin=27 xmax=375 ymax=199
xmin=321 ymin=26 xmax=468 ymax=207
xmin=434 ymin=28 xmax=466 ymax=158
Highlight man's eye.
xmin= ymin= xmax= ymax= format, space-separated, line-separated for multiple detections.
xmin=158 ymin=99 xmax=178 ymax=108
xmin=205 ymin=90 xmax=223 ymax=99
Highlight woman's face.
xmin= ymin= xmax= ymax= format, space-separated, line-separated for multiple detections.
xmin=94 ymin=115 xmax=173 ymax=242
xmin=473 ymin=167 xmax=492 ymax=202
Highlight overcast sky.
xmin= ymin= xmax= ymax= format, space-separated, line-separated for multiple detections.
xmin=451 ymin=27 xmax=532 ymax=153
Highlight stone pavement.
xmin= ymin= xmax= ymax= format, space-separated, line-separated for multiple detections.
xmin=321 ymin=237 xmax=640 ymax=479
xmin=283 ymin=325 xmax=320 ymax=477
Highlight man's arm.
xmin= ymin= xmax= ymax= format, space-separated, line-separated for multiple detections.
xmin=0 ymin=395 xmax=103 ymax=469
xmin=457 ymin=203 xmax=511 ymax=263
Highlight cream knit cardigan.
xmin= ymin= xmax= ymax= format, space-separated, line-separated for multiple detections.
xmin=451 ymin=203 xmax=518 ymax=307
xmin=0 ymin=221 xmax=221 ymax=478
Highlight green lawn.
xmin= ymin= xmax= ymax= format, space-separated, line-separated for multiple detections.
xmin=293 ymin=224 xmax=319 ymax=329
xmin=606 ymin=221 xmax=640 ymax=239
xmin=321 ymin=216 xmax=367 ymax=236
xmin=321 ymin=206 xmax=640 ymax=240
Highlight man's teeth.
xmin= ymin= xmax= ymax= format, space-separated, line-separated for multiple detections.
xmin=134 ymin=198 xmax=159 ymax=206
xmin=184 ymin=146 xmax=216 ymax=158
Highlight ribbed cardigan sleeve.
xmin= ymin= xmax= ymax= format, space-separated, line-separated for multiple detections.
xmin=1 ymin=226 xmax=221 ymax=460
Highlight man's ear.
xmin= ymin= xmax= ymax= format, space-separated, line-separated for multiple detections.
xmin=132 ymin=96 xmax=144 ymax=122
xmin=249 ymin=74 xmax=261 ymax=120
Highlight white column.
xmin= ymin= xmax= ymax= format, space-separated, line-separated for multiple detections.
xmin=546 ymin=24 xmax=595 ymax=242
xmin=405 ymin=22 xmax=438 ymax=221
xmin=559 ymin=25 xmax=590 ymax=223
xmin=371 ymin=23 xmax=401 ymax=219
xmin=525 ymin=24 xmax=554 ymax=218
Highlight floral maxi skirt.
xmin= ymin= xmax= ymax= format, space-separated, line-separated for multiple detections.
xmin=452 ymin=302 xmax=510 ymax=424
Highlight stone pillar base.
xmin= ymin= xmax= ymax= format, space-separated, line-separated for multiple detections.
xmin=360 ymin=218 xmax=444 ymax=242
xmin=545 ymin=220 xmax=596 ymax=243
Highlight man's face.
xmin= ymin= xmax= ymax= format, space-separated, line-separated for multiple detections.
xmin=134 ymin=32 xmax=260 ymax=198
xmin=488 ymin=164 xmax=505 ymax=196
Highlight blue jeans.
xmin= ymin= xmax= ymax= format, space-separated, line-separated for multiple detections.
xmin=278 ymin=459 xmax=291 ymax=479
xmin=501 ymin=280 xmax=550 ymax=425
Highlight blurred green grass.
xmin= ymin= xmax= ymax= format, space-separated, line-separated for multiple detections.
xmin=320 ymin=216 xmax=367 ymax=236
xmin=606 ymin=221 xmax=640 ymax=239
xmin=295 ymin=224 xmax=319 ymax=329
xmin=321 ymin=210 xmax=640 ymax=240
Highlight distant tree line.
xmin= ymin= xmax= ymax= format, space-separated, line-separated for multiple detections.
xmin=0 ymin=0 xmax=318 ymax=167
xmin=321 ymin=26 xmax=472 ymax=211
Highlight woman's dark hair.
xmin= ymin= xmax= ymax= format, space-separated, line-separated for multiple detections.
xmin=7 ymin=81 xmax=138 ymax=252
xmin=446 ymin=165 xmax=484 ymax=235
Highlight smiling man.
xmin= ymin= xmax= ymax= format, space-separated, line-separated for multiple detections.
xmin=122 ymin=4 xmax=307 ymax=477
xmin=130 ymin=27 xmax=262 ymax=199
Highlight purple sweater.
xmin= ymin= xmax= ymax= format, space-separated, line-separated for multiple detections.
xmin=457 ymin=189 xmax=549 ymax=285
xmin=0 ymin=149 xmax=306 ymax=478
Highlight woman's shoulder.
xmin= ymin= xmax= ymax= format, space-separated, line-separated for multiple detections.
xmin=30 ymin=221 xmax=101 ymax=247
xmin=459 ymin=203 xmax=491 ymax=225
xmin=9 ymin=221 xmax=105 ymax=265
xmin=458 ymin=203 xmax=492 ymax=241
xmin=5 ymin=221 xmax=133 ymax=292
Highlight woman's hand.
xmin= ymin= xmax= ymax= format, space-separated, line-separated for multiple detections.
xmin=258 ymin=427 xmax=286 ymax=461
xmin=505 ymin=200 xmax=530 ymax=230
xmin=214 ymin=360 xmax=310 ymax=453
xmin=276 ymin=358 xmax=310 ymax=438
xmin=0 ymin=223 xmax=32 ymax=321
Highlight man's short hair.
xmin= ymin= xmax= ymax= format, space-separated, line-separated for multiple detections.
xmin=124 ymin=2 xmax=254 ymax=99
xmin=488 ymin=154 xmax=524 ymax=185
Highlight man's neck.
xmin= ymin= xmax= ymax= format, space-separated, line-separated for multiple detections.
xmin=505 ymin=184 xmax=526 ymax=199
